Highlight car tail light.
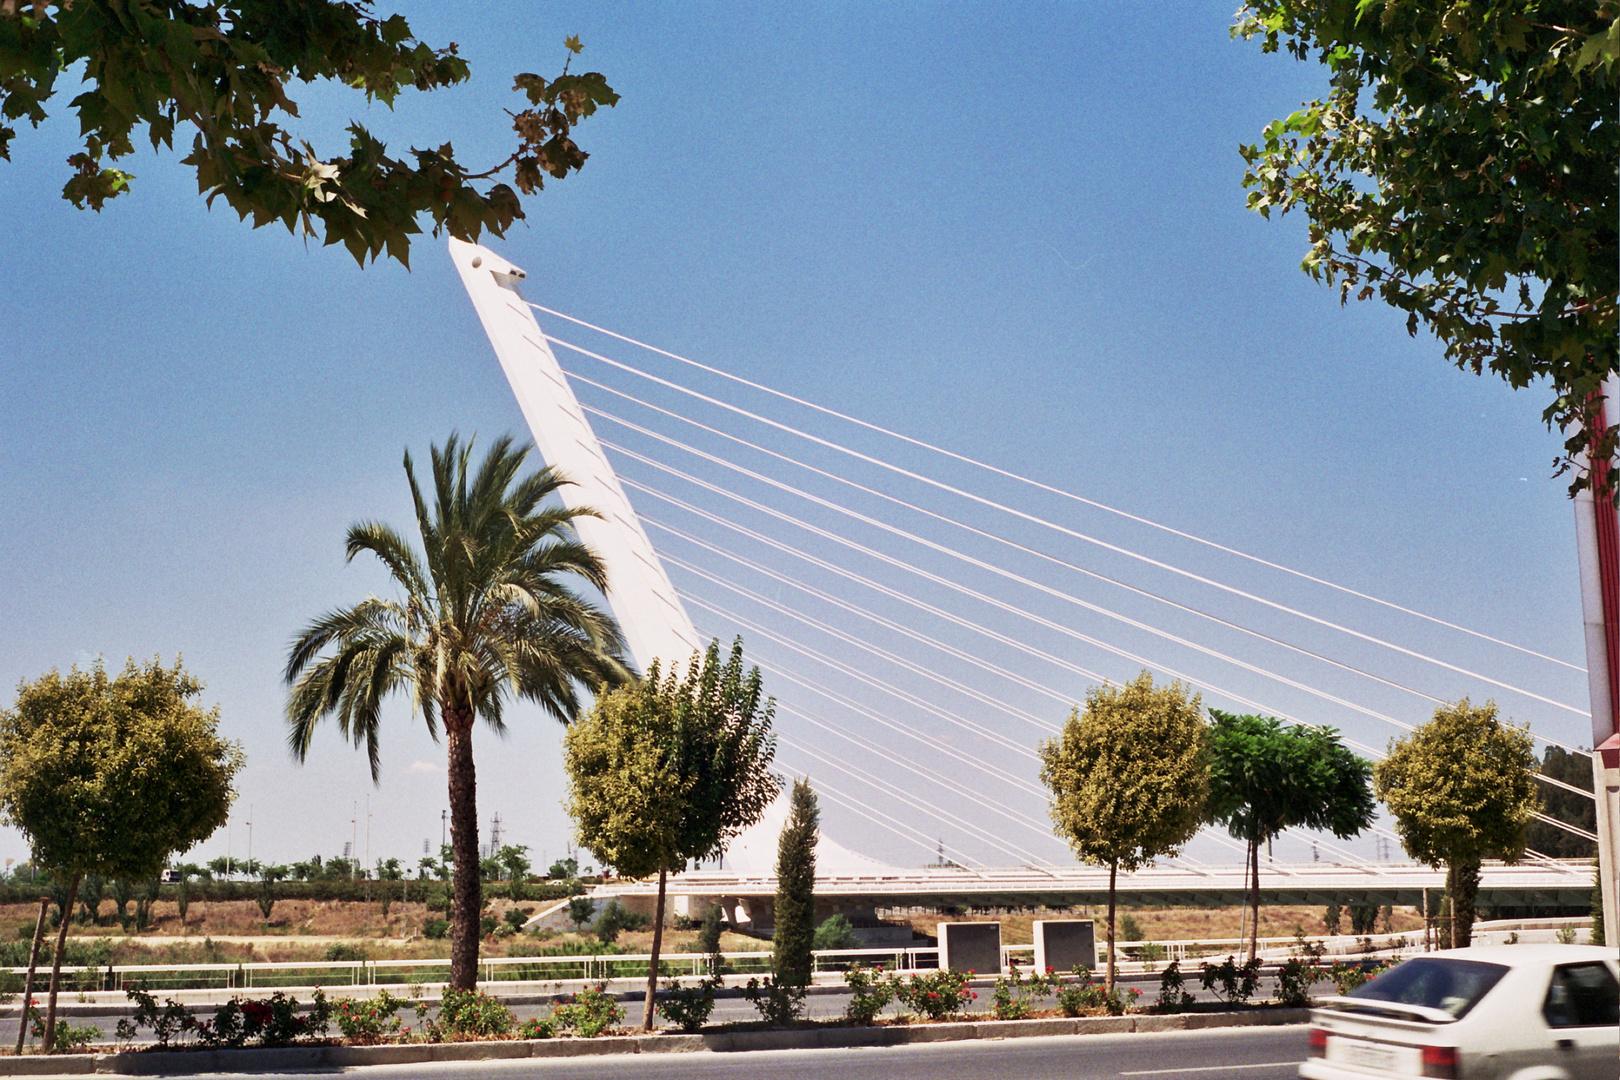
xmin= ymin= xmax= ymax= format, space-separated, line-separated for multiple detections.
xmin=1420 ymin=1044 xmax=1458 ymax=1079
xmin=1306 ymin=1028 xmax=1327 ymax=1058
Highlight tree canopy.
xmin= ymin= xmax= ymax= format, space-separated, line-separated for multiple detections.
xmin=0 ymin=2 xmax=617 ymax=266
xmin=563 ymin=638 xmax=779 ymax=1029
xmin=0 ymin=656 xmax=244 ymax=1047
xmin=772 ymin=778 xmax=819 ymax=991
xmin=0 ymin=657 xmax=244 ymax=883
xmin=1373 ymin=698 xmax=1539 ymax=946
xmin=1205 ymin=710 xmax=1374 ymax=959
xmin=1038 ymin=670 xmax=1209 ymax=990
xmin=1235 ymin=1 xmax=1619 ymax=491
xmin=285 ymin=432 xmax=629 ymax=991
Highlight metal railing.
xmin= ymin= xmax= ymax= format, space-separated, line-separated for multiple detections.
xmin=3 ymin=930 xmax=1424 ymax=997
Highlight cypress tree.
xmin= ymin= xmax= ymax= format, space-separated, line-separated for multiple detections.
xmin=772 ymin=779 xmax=819 ymax=987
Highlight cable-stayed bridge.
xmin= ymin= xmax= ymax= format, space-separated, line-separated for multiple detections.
xmin=448 ymin=240 xmax=1604 ymax=909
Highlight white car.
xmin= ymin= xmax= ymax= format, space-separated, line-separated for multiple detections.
xmin=1299 ymin=943 xmax=1617 ymax=1080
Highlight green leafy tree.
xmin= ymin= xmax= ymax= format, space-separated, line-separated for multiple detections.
xmin=1235 ymin=1 xmax=1619 ymax=492
xmin=1038 ymin=670 xmax=1210 ymax=992
xmin=256 ymin=864 xmax=288 ymax=920
xmin=495 ymin=845 xmax=530 ymax=900
xmin=0 ymin=658 xmax=244 ymax=1050
xmin=772 ymin=778 xmax=819 ymax=997
xmin=285 ymin=432 xmax=631 ymax=991
xmin=109 ymin=877 xmax=135 ymax=929
xmin=564 ymin=639 xmax=780 ymax=1030
xmin=0 ymin=3 xmax=618 ymax=267
xmin=566 ymin=895 xmax=596 ymax=932
xmin=1527 ymin=745 xmax=1598 ymax=858
xmin=174 ymin=862 xmax=206 ymax=924
xmin=1205 ymin=710 xmax=1375 ymax=960
xmin=813 ymin=913 xmax=859 ymax=952
xmin=1374 ymin=699 xmax=1539 ymax=947
xmin=549 ymin=856 xmax=579 ymax=880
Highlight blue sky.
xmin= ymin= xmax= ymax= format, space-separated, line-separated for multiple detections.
xmin=0 ymin=2 xmax=1586 ymax=872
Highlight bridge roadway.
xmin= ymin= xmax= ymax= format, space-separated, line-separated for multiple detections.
xmin=592 ymin=861 xmax=1594 ymax=928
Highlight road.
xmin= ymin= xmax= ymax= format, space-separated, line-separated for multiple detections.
xmin=1 ymin=972 xmax=1288 ymax=1045
xmin=171 ymin=1027 xmax=1308 ymax=1079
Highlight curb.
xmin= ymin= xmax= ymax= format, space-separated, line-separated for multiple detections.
xmin=0 ymin=1008 xmax=1311 ymax=1075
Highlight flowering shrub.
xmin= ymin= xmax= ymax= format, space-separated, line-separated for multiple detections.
xmin=333 ymin=989 xmax=407 ymax=1043
xmin=1055 ymin=970 xmax=1136 ymax=1017
xmin=741 ymin=976 xmax=807 ymax=1027
xmin=1199 ymin=955 xmax=1263 ymax=1004
xmin=659 ymin=974 xmax=722 ymax=1033
xmin=517 ymin=1016 xmax=555 ymax=1039
xmin=1155 ymin=961 xmax=1196 ymax=1013
xmin=437 ymin=988 xmax=515 ymax=1038
xmin=991 ymin=966 xmax=1056 ymax=1020
xmin=116 ymin=987 xmax=332 ymax=1049
xmin=550 ymin=984 xmax=624 ymax=1038
xmin=843 ymin=964 xmax=895 ymax=1025
xmin=1276 ymin=958 xmax=1323 ymax=1007
xmin=891 ymin=967 xmax=975 ymax=1021
xmin=1326 ymin=959 xmax=1389 ymax=996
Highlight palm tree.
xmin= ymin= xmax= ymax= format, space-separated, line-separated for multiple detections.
xmin=284 ymin=433 xmax=630 ymax=989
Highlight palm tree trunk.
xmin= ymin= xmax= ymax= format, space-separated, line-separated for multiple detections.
xmin=43 ymin=871 xmax=81 ymax=1052
xmin=1105 ymin=860 xmax=1118 ymax=994
xmin=641 ymin=867 xmax=668 ymax=1031
xmin=1247 ymin=839 xmax=1261 ymax=963
xmin=445 ymin=709 xmax=481 ymax=992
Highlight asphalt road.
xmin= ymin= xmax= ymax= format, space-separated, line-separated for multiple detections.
xmin=169 ymin=1027 xmax=1308 ymax=1080
xmin=1 ymin=972 xmax=1287 ymax=1046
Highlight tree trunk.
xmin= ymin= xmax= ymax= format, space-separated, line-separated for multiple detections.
xmin=16 ymin=897 xmax=48 ymax=1054
xmin=1447 ymin=860 xmax=1481 ymax=948
xmin=43 ymin=871 xmax=81 ymax=1052
xmin=641 ymin=867 xmax=669 ymax=1032
xmin=1247 ymin=839 xmax=1261 ymax=963
xmin=1105 ymin=861 xmax=1118 ymax=994
xmin=445 ymin=707 xmax=481 ymax=992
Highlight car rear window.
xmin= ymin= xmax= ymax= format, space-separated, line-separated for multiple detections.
xmin=1349 ymin=957 xmax=1510 ymax=1019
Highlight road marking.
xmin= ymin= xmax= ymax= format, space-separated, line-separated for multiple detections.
xmin=1120 ymin=1064 xmax=1297 ymax=1075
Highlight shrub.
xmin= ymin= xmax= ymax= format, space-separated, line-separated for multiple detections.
xmin=812 ymin=913 xmax=860 ymax=952
xmin=1118 ymin=913 xmax=1144 ymax=941
xmin=991 ymin=967 xmax=1055 ymax=1020
xmin=481 ymin=914 xmax=499 ymax=937
xmin=1199 ymin=955 xmax=1262 ymax=1005
xmin=891 ymin=967 xmax=975 ymax=1021
xmin=333 ymin=990 xmax=406 ymax=1043
xmin=323 ymin=943 xmax=368 ymax=963
xmin=551 ymin=985 xmax=623 ymax=1038
xmin=422 ymin=917 xmax=449 ymax=940
xmin=1276 ymin=958 xmax=1321 ymax=1008
xmin=843 ymin=964 xmax=895 ymax=1025
xmin=116 ymin=988 xmax=197 ymax=1048
xmin=741 ymin=975 xmax=808 ymax=1026
xmin=1155 ymin=961 xmax=1195 ymax=1013
xmin=517 ymin=1016 xmax=555 ymax=1039
xmin=1056 ymin=968 xmax=1133 ymax=1017
xmin=437 ymin=988 xmax=514 ymax=1038
xmin=658 ymin=975 xmax=721 ymax=1033
xmin=1326 ymin=959 xmax=1389 ymax=996
xmin=503 ymin=908 xmax=529 ymax=931
xmin=592 ymin=900 xmax=647 ymax=944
